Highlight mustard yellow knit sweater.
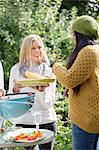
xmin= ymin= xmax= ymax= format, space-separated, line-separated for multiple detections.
xmin=53 ymin=45 xmax=99 ymax=133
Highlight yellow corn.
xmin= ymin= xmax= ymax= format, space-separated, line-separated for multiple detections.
xmin=25 ymin=71 xmax=42 ymax=80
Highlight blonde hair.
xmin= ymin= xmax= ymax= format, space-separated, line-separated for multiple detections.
xmin=19 ymin=34 xmax=50 ymax=67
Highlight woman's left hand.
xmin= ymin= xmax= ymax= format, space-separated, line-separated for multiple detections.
xmin=32 ymin=84 xmax=49 ymax=92
xmin=52 ymin=62 xmax=62 ymax=74
xmin=0 ymin=88 xmax=6 ymax=98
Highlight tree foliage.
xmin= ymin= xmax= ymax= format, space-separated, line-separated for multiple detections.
xmin=60 ymin=0 xmax=99 ymax=19
xmin=0 ymin=0 xmax=73 ymax=90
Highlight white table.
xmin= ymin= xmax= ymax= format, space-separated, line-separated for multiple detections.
xmin=0 ymin=129 xmax=54 ymax=148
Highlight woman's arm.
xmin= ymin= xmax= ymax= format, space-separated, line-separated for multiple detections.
xmin=0 ymin=61 xmax=6 ymax=97
xmin=34 ymin=66 xmax=56 ymax=110
xmin=53 ymin=46 xmax=96 ymax=88
xmin=8 ymin=65 xmax=20 ymax=93
xmin=0 ymin=61 xmax=4 ymax=89
xmin=36 ymin=78 xmax=56 ymax=109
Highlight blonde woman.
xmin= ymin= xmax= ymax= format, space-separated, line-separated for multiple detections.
xmin=8 ymin=34 xmax=57 ymax=150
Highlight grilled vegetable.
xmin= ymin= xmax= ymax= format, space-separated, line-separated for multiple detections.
xmin=14 ymin=130 xmax=43 ymax=141
xmin=25 ymin=71 xmax=43 ymax=80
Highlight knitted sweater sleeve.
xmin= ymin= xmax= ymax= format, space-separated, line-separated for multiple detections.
xmin=53 ymin=46 xmax=96 ymax=88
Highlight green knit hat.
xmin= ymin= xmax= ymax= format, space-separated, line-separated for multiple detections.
xmin=72 ymin=15 xmax=99 ymax=39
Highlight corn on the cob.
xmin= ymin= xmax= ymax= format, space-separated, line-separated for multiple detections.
xmin=25 ymin=71 xmax=42 ymax=80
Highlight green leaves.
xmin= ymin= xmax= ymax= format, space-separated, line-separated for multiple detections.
xmin=0 ymin=0 xmax=73 ymax=90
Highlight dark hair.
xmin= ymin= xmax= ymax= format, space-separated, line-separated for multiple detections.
xmin=66 ymin=31 xmax=95 ymax=94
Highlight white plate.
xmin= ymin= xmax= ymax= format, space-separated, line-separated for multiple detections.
xmin=4 ymin=128 xmax=45 ymax=143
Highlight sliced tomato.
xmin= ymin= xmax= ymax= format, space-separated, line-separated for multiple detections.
xmin=36 ymin=130 xmax=43 ymax=138
xmin=27 ymin=136 xmax=33 ymax=140
xmin=31 ymin=135 xmax=36 ymax=140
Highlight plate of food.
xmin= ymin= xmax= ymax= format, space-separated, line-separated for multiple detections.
xmin=16 ymin=71 xmax=55 ymax=87
xmin=4 ymin=128 xmax=45 ymax=143
xmin=16 ymin=78 xmax=55 ymax=87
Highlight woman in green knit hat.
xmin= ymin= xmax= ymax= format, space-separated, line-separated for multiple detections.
xmin=53 ymin=15 xmax=99 ymax=150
